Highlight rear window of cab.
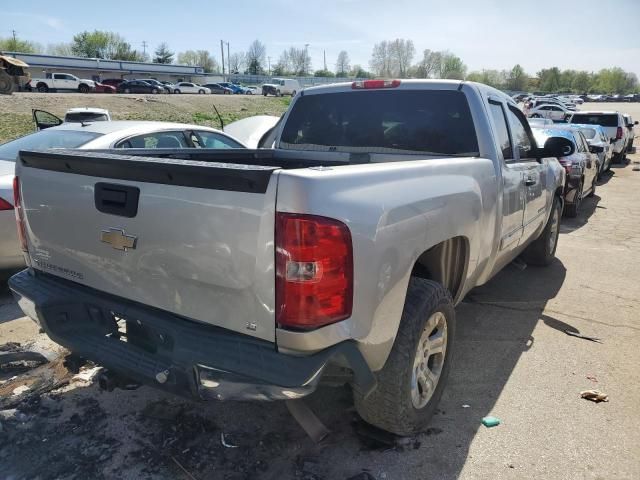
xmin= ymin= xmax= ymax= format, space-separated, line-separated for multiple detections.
xmin=280 ymin=90 xmax=479 ymax=156
xmin=570 ymin=114 xmax=619 ymax=127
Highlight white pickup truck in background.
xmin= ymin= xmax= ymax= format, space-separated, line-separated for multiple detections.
xmin=28 ymin=73 xmax=96 ymax=93
xmin=10 ymin=79 xmax=571 ymax=435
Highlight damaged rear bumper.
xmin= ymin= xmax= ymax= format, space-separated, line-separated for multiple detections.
xmin=9 ymin=270 xmax=376 ymax=401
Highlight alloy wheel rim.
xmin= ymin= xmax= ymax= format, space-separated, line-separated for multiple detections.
xmin=411 ymin=311 xmax=448 ymax=409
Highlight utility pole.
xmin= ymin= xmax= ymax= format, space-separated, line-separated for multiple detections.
xmin=267 ymin=57 xmax=271 ymax=76
xmin=220 ymin=40 xmax=225 ymax=77
xmin=226 ymin=42 xmax=230 ymax=76
xmin=141 ymin=41 xmax=148 ymax=56
xmin=323 ymin=50 xmax=327 ymax=71
xmin=11 ymin=30 xmax=17 ymax=50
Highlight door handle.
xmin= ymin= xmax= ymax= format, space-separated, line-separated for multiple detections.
xmin=524 ymin=176 xmax=537 ymax=186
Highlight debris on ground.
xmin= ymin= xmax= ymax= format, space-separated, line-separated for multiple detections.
xmin=564 ymin=330 xmax=602 ymax=343
xmin=580 ymin=390 xmax=609 ymax=403
xmin=481 ymin=416 xmax=501 ymax=428
xmin=220 ymin=432 xmax=239 ymax=448
xmin=586 ymin=375 xmax=598 ymax=383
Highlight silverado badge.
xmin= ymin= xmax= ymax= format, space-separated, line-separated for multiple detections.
xmin=101 ymin=228 xmax=137 ymax=251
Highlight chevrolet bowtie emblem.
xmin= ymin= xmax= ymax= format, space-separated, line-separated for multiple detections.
xmin=101 ymin=228 xmax=137 ymax=251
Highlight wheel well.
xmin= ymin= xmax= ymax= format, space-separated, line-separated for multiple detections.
xmin=410 ymin=237 xmax=468 ymax=301
xmin=36 ymin=82 xmax=47 ymax=87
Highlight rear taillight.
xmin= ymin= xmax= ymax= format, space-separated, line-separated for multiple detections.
xmin=0 ymin=197 xmax=13 ymax=211
xmin=13 ymin=177 xmax=28 ymax=252
xmin=275 ymin=213 xmax=353 ymax=329
xmin=616 ymin=127 xmax=623 ymax=140
xmin=352 ymin=79 xmax=401 ymax=89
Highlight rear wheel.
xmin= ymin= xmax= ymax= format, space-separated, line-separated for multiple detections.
xmin=276 ymin=89 xmax=281 ymax=97
xmin=588 ymin=175 xmax=596 ymax=197
xmin=151 ymin=88 xmax=159 ymax=94
xmin=174 ymin=89 xmax=180 ymax=94
xmin=291 ymin=90 xmax=297 ymax=97
xmin=199 ymin=89 xmax=205 ymax=94
xmin=78 ymin=84 xmax=90 ymax=93
xmin=0 ymin=70 xmax=14 ymax=95
xmin=124 ymin=88 xmax=131 ymax=94
xmin=522 ymin=196 xmax=561 ymax=266
xmin=564 ymin=180 xmax=582 ymax=218
xmin=37 ymin=83 xmax=49 ymax=93
xmin=354 ymin=278 xmax=455 ymax=435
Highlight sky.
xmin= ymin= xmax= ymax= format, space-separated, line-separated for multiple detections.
xmin=3 ymin=0 xmax=640 ymax=78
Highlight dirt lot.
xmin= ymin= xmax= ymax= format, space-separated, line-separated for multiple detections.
xmin=0 ymin=102 xmax=639 ymax=480
xmin=0 ymin=92 xmax=291 ymax=144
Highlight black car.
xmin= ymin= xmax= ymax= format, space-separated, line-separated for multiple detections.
xmin=203 ymin=83 xmax=232 ymax=94
xmin=116 ymin=80 xmax=161 ymax=94
xmin=136 ymin=79 xmax=171 ymax=93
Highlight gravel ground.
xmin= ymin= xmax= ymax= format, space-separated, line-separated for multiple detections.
xmin=0 ymin=103 xmax=638 ymax=480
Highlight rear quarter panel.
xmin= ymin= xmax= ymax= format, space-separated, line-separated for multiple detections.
xmin=275 ymin=158 xmax=498 ymax=370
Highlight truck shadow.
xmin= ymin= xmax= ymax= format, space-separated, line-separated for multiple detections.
xmin=559 ymin=194 xmax=600 ymax=233
xmin=0 ymin=261 xmax=567 ymax=480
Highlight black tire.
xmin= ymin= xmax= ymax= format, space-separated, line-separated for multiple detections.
xmin=198 ymin=89 xmax=205 ymax=94
xmin=0 ymin=70 xmax=14 ymax=95
xmin=174 ymin=89 xmax=180 ymax=94
xmin=151 ymin=88 xmax=159 ymax=94
xmin=263 ymin=92 xmax=267 ymax=96
xmin=588 ymin=176 xmax=596 ymax=197
xmin=78 ymin=84 xmax=90 ymax=93
xmin=291 ymin=90 xmax=296 ymax=97
xmin=276 ymin=89 xmax=281 ymax=97
xmin=37 ymin=83 xmax=49 ymax=93
xmin=531 ymin=113 xmax=541 ymax=118
xmin=521 ymin=196 xmax=561 ymax=266
xmin=564 ymin=181 xmax=582 ymax=218
xmin=124 ymin=88 xmax=131 ymax=94
xmin=354 ymin=278 xmax=455 ymax=436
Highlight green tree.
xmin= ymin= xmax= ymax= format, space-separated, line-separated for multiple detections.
xmin=571 ymin=71 xmax=592 ymax=93
xmin=153 ymin=42 xmax=174 ymax=64
xmin=350 ymin=65 xmax=372 ymax=78
xmin=537 ymin=67 xmax=561 ymax=92
xmin=246 ymin=40 xmax=266 ymax=75
xmin=177 ymin=50 xmax=219 ymax=73
xmin=440 ymin=52 xmax=467 ymax=79
xmin=0 ymin=37 xmax=42 ymax=53
xmin=314 ymin=69 xmax=335 ymax=77
xmin=506 ymin=64 xmax=528 ymax=91
xmin=71 ymin=30 xmax=144 ymax=61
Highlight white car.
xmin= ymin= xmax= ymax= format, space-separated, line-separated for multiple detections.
xmin=528 ymin=104 xmax=573 ymax=122
xmin=527 ymin=117 xmax=554 ymax=127
xmin=569 ymin=111 xmax=631 ymax=163
xmin=261 ymin=78 xmax=301 ymax=97
xmin=173 ymin=82 xmax=210 ymax=94
xmin=27 ymin=73 xmax=96 ymax=93
xmin=0 ymin=121 xmax=245 ymax=270
xmin=224 ymin=115 xmax=280 ymax=148
xmin=32 ymin=108 xmax=112 ymax=131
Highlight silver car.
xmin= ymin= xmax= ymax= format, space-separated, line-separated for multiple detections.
xmin=0 ymin=121 xmax=246 ymax=271
xmin=568 ymin=124 xmax=614 ymax=175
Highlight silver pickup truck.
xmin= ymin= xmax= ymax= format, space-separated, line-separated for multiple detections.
xmin=9 ymin=80 xmax=571 ymax=435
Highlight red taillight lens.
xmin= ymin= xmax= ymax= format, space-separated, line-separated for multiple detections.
xmin=352 ymin=79 xmax=401 ymax=89
xmin=0 ymin=197 xmax=13 ymax=211
xmin=13 ymin=177 xmax=28 ymax=252
xmin=275 ymin=213 xmax=353 ymax=329
xmin=616 ymin=127 xmax=623 ymax=140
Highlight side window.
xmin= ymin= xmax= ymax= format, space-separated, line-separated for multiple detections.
xmin=192 ymin=131 xmax=244 ymax=149
xmin=507 ymin=106 xmax=535 ymax=160
xmin=488 ymin=101 xmax=513 ymax=161
xmin=116 ymin=131 xmax=189 ymax=149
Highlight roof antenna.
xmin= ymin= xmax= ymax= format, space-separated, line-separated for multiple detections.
xmin=212 ymin=102 xmax=224 ymax=131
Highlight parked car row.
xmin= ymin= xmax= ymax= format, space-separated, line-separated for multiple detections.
xmin=528 ymin=109 xmax=637 ymax=218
